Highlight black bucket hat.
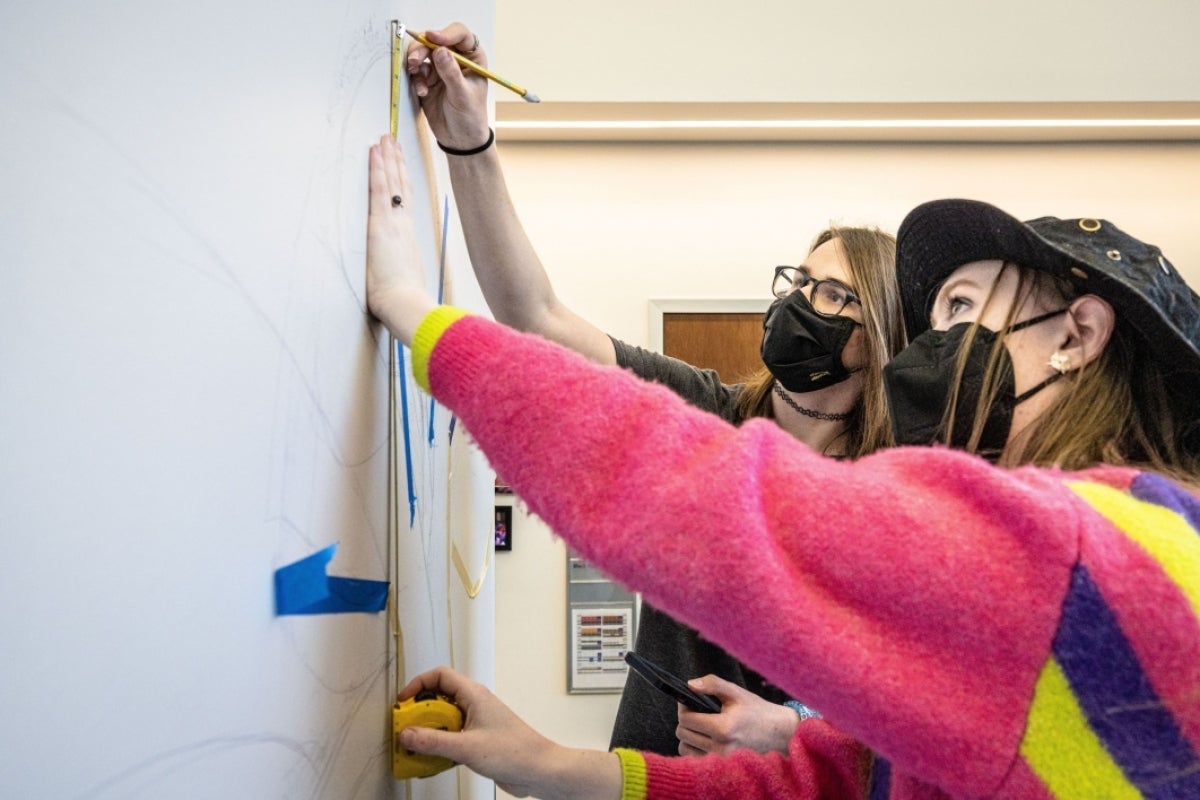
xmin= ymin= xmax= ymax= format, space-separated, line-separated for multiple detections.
xmin=895 ymin=198 xmax=1200 ymax=427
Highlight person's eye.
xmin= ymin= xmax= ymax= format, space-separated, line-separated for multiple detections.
xmin=932 ymin=293 xmax=971 ymax=327
xmin=945 ymin=295 xmax=971 ymax=317
xmin=813 ymin=283 xmax=838 ymax=305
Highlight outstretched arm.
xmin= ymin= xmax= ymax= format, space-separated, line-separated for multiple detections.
xmin=402 ymin=309 xmax=1080 ymax=793
xmin=398 ymin=667 xmax=621 ymax=800
xmin=399 ymin=668 xmax=867 ymax=800
xmin=406 ymin=23 xmax=615 ymax=364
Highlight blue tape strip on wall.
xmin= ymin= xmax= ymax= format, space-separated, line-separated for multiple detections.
xmin=274 ymin=544 xmax=388 ymax=615
xmin=397 ymin=341 xmax=418 ymax=526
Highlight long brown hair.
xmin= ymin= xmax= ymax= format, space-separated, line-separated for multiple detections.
xmin=949 ymin=264 xmax=1200 ymax=481
xmin=734 ymin=225 xmax=905 ymax=457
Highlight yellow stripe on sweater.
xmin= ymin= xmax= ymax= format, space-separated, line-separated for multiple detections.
xmin=614 ymin=748 xmax=648 ymax=800
xmin=411 ymin=306 xmax=471 ymax=392
xmin=1021 ymin=658 xmax=1141 ymax=799
xmin=1067 ymin=480 xmax=1200 ymax=620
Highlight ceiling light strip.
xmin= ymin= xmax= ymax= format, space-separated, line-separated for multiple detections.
xmin=497 ymin=118 xmax=1200 ymax=131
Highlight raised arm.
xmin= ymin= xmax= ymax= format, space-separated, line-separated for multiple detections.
xmin=406 ymin=23 xmax=615 ymax=364
xmin=366 ymin=134 xmax=436 ymax=342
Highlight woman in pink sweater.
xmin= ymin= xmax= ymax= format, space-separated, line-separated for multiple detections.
xmin=368 ymin=133 xmax=1200 ymax=799
xmin=406 ymin=22 xmax=905 ymax=761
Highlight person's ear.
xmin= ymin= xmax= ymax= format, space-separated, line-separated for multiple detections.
xmin=1057 ymin=294 xmax=1115 ymax=371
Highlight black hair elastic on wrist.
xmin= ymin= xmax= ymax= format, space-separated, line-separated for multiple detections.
xmin=436 ymin=128 xmax=495 ymax=156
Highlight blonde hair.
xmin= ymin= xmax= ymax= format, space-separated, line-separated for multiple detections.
xmin=734 ymin=225 xmax=905 ymax=457
xmin=947 ymin=264 xmax=1200 ymax=481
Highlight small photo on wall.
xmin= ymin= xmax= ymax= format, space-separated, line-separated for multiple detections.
xmin=494 ymin=506 xmax=513 ymax=551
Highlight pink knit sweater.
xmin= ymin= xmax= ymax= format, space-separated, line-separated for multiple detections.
xmin=412 ymin=309 xmax=1200 ymax=799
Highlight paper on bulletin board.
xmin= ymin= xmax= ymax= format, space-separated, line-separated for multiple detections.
xmin=569 ymin=606 xmax=633 ymax=692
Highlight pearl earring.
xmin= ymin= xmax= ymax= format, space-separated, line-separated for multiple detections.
xmin=1048 ymin=351 xmax=1072 ymax=374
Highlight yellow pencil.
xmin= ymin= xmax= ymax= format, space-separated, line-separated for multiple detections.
xmin=408 ymin=29 xmax=540 ymax=103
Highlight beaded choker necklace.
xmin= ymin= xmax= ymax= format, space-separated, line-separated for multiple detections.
xmin=773 ymin=381 xmax=852 ymax=422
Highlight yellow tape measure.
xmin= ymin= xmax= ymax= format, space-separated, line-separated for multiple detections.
xmin=390 ymin=21 xmax=405 ymax=138
xmin=392 ymin=691 xmax=464 ymax=779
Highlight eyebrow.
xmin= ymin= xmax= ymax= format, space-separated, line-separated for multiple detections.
xmin=935 ymin=275 xmax=982 ymax=301
xmin=797 ymin=264 xmax=857 ymax=291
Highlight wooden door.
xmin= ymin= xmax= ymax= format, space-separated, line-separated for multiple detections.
xmin=662 ymin=312 xmax=763 ymax=384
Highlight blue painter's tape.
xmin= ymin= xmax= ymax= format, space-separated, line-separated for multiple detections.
xmin=397 ymin=341 xmax=417 ymax=527
xmin=274 ymin=544 xmax=388 ymax=615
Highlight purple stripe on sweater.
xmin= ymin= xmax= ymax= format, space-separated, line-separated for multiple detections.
xmin=1130 ymin=472 xmax=1200 ymax=535
xmin=1054 ymin=564 xmax=1200 ymax=797
xmin=867 ymin=756 xmax=891 ymax=800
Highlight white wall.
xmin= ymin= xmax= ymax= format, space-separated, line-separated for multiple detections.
xmin=0 ymin=3 xmax=497 ymax=799
xmin=491 ymin=138 xmax=1200 ymax=789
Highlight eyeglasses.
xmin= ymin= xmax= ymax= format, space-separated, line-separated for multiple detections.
xmin=772 ymin=266 xmax=862 ymax=316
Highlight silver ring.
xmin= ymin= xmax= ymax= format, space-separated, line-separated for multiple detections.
xmin=471 ymin=34 xmax=480 ymax=52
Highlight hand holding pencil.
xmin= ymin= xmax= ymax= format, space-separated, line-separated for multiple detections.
xmin=405 ymin=24 xmax=495 ymax=153
xmin=407 ymin=23 xmax=539 ymax=102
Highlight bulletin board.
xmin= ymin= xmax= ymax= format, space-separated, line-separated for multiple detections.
xmin=566 ymin=554 xmax=637 ymax=694
xmin=0 ymin=3 xmax=496 ymax=798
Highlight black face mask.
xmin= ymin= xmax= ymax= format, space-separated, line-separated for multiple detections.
xmin=761 ymin=290 xmax=861 ymax=393
xmin=883 ymin=308 xmax=1067 ymax=459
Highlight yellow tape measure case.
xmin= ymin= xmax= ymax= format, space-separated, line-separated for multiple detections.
xmin=391 ymin=691 xmax=464 ymax=780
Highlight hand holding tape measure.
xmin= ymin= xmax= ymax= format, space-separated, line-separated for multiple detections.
xmin=392 ymin=690 xmax=464 ymax=779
